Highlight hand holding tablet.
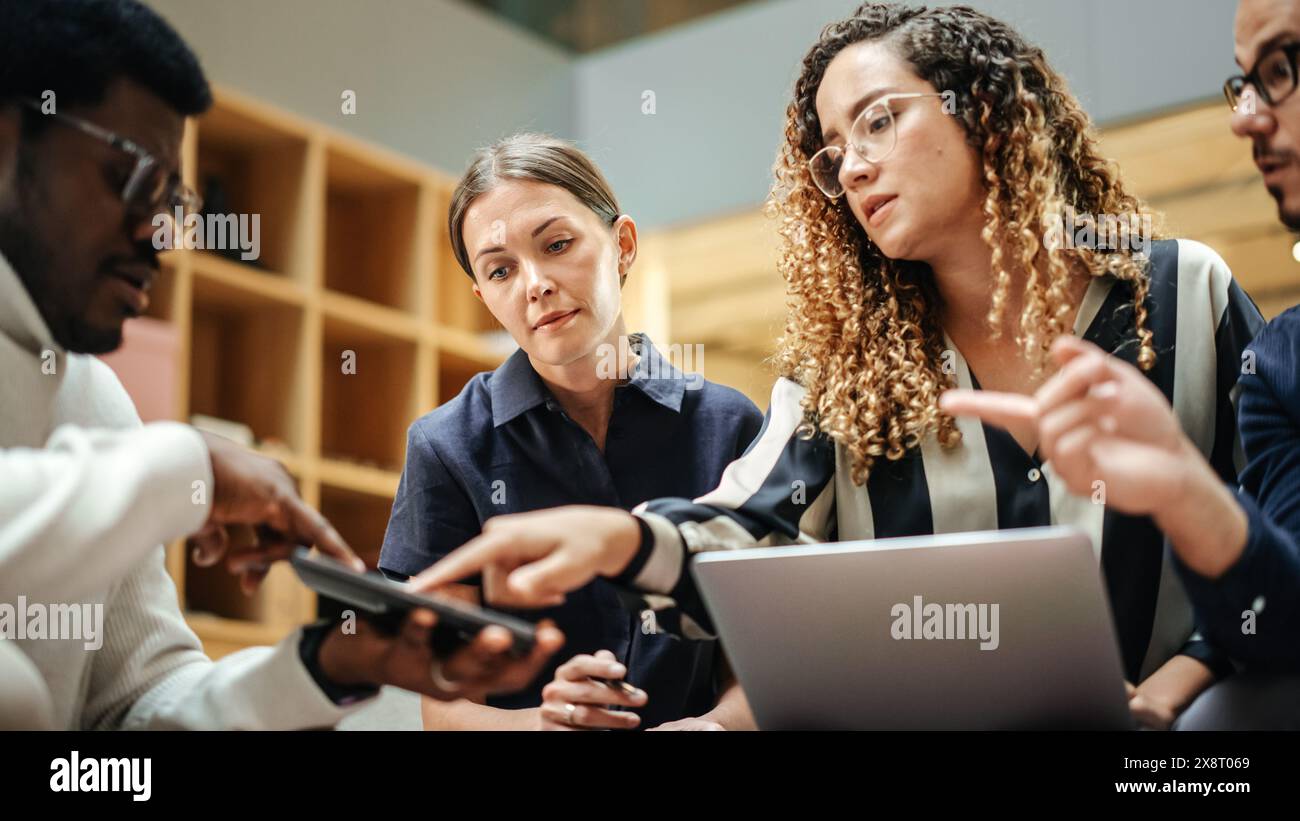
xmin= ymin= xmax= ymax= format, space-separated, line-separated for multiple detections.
xmin=291 ymin=548 xmax=564 ymax=701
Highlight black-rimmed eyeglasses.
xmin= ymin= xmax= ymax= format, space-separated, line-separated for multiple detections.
xmin=1224 ymin=41 xmax=1299 ymax=113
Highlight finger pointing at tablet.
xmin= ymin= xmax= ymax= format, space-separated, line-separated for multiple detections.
xmin=409 ymin=506 xmax=643 ymax=608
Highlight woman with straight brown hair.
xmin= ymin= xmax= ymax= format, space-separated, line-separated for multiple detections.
xmin=378 ymin=134 xmax=764 ymax=730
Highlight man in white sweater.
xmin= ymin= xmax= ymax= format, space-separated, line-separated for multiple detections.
xmin=0 ymin=0 xmax=561 ymax=729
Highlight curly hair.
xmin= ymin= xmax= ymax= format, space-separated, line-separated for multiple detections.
xmin=769 ymin=2 xmax=1159 ymax=486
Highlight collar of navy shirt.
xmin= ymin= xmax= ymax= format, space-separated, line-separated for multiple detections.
xmin=489 ymin=332 xmax=687 ymax=428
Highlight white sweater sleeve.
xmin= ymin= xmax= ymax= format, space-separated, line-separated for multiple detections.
xmin=83 ymin=548 xmax=355 ymax=731
xmin=0 ymin=422 xmax=212 ymax=604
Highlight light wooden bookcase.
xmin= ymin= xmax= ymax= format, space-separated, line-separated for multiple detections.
xmin=149 ymin=87 xmax=509 ymax=658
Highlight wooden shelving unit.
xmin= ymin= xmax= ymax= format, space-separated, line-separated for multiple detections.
xmin=138 ymin=87 xmax=509 ymax=658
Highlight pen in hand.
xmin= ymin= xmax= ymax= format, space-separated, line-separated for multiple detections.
xmin=588 ymin=676 xmax=641 ymax=697
xmin=587 ymin=676 xmax=645 ymax=714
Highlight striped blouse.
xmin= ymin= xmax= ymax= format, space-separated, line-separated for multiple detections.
xmin=614 ymin=239 xmax=1265 ymax=683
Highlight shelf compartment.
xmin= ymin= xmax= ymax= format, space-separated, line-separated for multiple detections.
xmin=189 ymin=277 xmax=309 ymax=454
xmin=98 ymin=316 xmax=183 ymax=424
xmin=315 ymin=481 xmax=398 ymax=622
xmin=324 ymin=143 xmax=424 ymax=313
xmin=193 ymin=101 xmax=312 ymax=279
xmin=437 ymin=325 xmax=513 ymax=363
xmin=321 ymin=289 xmax=424 ymax=343
xmin=436 ymin=216 xmax=499 ymax=334
xmin=257 ymin=443 xmax=304 ymax=477
xmin=103 ymin=255 xmax=186 ymax=424
xmin=318 ymin=458 xmax=401 ymax=498
xmin=318 ymin=483 xmax=398 ymax=573
xmin=143 ymin=253 xmax=185 ymax=322
xmin=437 ymin=331 xmax=507 ymax=405
xmin=193 ymin=251 xmax=307 ymax=306
xmin=320 ymin=314 xmax=420 ymax=472
xmin=183 ymin=519 xmax=302 ymax=626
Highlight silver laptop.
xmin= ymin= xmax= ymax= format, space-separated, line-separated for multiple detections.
xmin=691 ymin=526 xmax=1133 ymax=730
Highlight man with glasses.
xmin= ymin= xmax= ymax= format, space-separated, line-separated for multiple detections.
xmin=943 ymin=0 xmax=1300 ymax=728
xmin=0 ymin=0 xmax=560 ymax=729
xmin=930 ymin=0 xmax=1294 ymax=727
xmin=17 ymin=95 xmax=206 ymax=247
xmin=1160 ymin=0 xmax=1300 ymax=728
xmin=1224 ymin=2 xmax=1300 ymax=229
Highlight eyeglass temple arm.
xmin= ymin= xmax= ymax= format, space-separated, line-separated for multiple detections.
xmin=19 ymin=97 xmax=149 ymax=157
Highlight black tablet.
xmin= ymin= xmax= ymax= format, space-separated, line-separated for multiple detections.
xmin=290 ymin=547 xmax=536 ymax=658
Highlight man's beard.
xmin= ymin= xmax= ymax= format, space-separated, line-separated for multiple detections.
xmin=53 ymin=310 xmax=125 ymax=355
xmin=1276 ymin=193 xmax=1300 ymax=232
xmin=0 ymin=218 xmax=123 ymax=354
xmin=0 ymin=158 xmax=123 ymax=355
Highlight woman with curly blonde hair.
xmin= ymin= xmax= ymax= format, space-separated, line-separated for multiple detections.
xmin=413 ymin=3 xmax=1264 ymax=729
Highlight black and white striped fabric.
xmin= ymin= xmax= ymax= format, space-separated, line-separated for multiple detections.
xmin=616 ymin=239 xmax=1265 ymax=683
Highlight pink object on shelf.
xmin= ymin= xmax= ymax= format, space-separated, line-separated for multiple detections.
xmin=98 ymin=316 xmax=181 ymax=423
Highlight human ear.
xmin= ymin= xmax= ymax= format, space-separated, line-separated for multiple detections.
xmin=612 ymin=214 xmax=638 ymax=279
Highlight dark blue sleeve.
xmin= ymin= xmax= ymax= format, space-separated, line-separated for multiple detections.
xmin=1174 ymin=277 xmax=1265 ymax=677
xmin=377 ymin=422 xmax=481 ymax=582
xmin=1175 ymin=308 xmax=1300 ymax=671
xmin=735 ymin=393 xmax=766 ymax=460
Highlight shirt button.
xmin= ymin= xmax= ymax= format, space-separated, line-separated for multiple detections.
xmin=1027 ymin=468 xmax=1042 ymax=482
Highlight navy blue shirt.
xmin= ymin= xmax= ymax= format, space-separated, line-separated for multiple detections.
xmin=379 ymin=333 xmax=764 ymax=726
xmin=1176 ymin=304 xmax=1300 ymax=671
